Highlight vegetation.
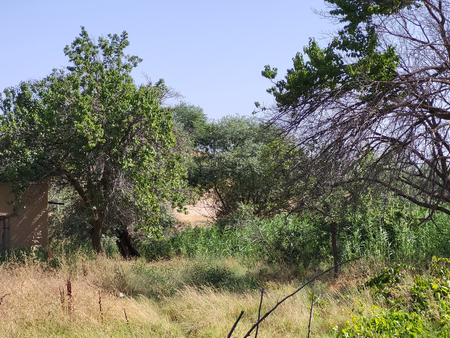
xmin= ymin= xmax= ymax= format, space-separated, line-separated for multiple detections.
xmin=3 ymin=0 xmax=450 ymax=336
xmin=260 ymin=0 xmax=450 ymax=219
xmin=187 ymin=114 xmax=308 ymax=218
xmin=2 ymin=203 xmax=450 ymax=337
xmin=0 ymin=28 xmax=187 ymax=253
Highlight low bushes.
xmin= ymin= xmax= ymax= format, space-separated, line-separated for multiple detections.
xmin=342 ymin=257 xmax=450 ymax=337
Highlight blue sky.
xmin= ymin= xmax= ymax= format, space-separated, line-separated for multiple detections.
xmin=1 ymin=1 xmax=338 ymax=119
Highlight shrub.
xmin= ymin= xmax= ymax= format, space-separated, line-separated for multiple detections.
xmin=341 ymin=309 xmax=427 ymax=337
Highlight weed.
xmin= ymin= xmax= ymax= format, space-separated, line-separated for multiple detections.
xmin=341 ymin=309 xmax=427 ymax=337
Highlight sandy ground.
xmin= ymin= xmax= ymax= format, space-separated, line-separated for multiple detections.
xmin=174 ymin=198 xmax=217 ymax=227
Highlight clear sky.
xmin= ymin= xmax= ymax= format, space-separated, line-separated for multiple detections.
xmin=1 ymin=0 xmax=338 ymax=120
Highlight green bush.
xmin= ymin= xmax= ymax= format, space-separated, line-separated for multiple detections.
xmin=340 ymin=199 xmax=450 ymax=264
xmin=341 ymin=309 xmax=427 ymax=337
xmin=185 ymin=260 xmax=259 ymax=292
xmin=343 ymin=257 xmax=450 ymax=337
xmin=102 ymin=236 xmax=120 ymax=258
xmin=137 ymin=238 xmax=174 ymax=261
xmin=168 ymin=207 xmax=329 ymax=268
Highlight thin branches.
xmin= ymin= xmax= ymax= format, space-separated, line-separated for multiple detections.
xmin=227 ymin=311 xmax=244 ymax=338
xmin=227 ymin=257 xmax=360 ymax=338
xmin=307 ymin=281 xmax=316 ymax=338
xmin=255 ymin=289 xmax=264 ymax=338
xmin=260 ymin=1 xmax=450 ymax=217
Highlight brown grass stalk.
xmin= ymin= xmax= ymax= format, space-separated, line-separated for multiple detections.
xmin=67 ymin=276 xmax=73 ymax=317
xmin=124 ymin=308 xmax=129 ymax=325
xmin=82 ymin=258 xmax=88 ymax=277
xmin=98 ymin=290 xmax=104 ymax=325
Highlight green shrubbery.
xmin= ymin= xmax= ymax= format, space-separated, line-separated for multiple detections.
xmin=342 ymin=257 xmax=450 ymax=337
xmin=136 ymin=199 xmax=450 ymax=271
xmin=340 ymin=201 xmax=450 ymax=264
xmin=342 ymin=309 xmax=427 ymax=337
xmin=136 ymin=206 xmax=329 ymax=269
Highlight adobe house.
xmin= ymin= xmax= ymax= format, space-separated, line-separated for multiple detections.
xmin=0 ymin=183 xmax=49 ymax=250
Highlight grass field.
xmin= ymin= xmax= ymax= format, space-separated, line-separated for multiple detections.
xmin=0 ymin=252 xmax=378 ymax=338
xmin=5 ymin=200 xmax=450 ymax=337
xmin=5 ymin=249 xmax=450 ymax=337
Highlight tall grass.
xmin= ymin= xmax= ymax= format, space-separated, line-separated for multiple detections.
xmin=5 ymin=181 xmax=448 ymax=336
xmin=340 ymin=200 xmax=450 ymax=264
xmin=47 ymin=185 xmax=450 ymax=271
xmin=139 ymin=207 xmax=330 ymax=271
xmin=3 ymin=221 xmax=450 ymax=337
xmin=0 ymin=250 xmax=364 ymax=337
xmin=151 ymin=199 xmax=450 ymax=269
xmin=0 ymin=257 xmax=184 ymax=337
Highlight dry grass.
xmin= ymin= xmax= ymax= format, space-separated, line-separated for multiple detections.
xmin=166 ymin=285 xmax=321 ymax=337
xmin=0 ymin=254 xmax=371 ymax=337
xmin=0 ymin=257 xmax=180 ymax=337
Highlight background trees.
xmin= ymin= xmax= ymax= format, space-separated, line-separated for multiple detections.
xmin=0 ymin=28 xmax=187 ymax=253
xmin=173 ymin=102 xmax=208 ymax=142
xmin=186 ymin=115 xmax=308 ymax=218
xmin=261 ymin=0 xmax=450 ymax=219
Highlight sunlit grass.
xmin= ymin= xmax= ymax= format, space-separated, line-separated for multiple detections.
xmin=2 ymin=249 xmax=449 ymax=337
xmin=0 ymin=252 xmax=376 ymax=337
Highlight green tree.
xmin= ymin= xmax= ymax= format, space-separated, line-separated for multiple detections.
xmin=173 ymin=102 xmax=208 ymax=140
xmin=190 ymin=115 xmax=308 ymax=218
xmin=0 ymin=28 xmax=187 ymax=253
xmin=261 ymin=0 xmax=450 ymax=218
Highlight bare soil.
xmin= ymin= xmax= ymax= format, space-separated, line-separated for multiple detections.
xmin=174 ymin=198 xmax=216 ymax=228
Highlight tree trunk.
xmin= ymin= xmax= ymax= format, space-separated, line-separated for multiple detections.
xmin=90 ymin=218 xmax=105 ymax=254
xmin=116 ymin=228 xmax=140 ymax=259
xmin=330 ymin=222 xmax=339 ymax=279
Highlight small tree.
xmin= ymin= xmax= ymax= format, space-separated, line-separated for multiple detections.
xmin=189 ymin=115 xmax=308 ymax=218
xmin=173 ymin=102 xmax=208 ymax=140
xmin=0 ymin=28 xmax=187 ymax=253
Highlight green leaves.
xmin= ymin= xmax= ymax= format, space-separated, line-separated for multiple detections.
xmin=261 ymin=65 xmax=277 ymax=80
xmin=0 ymin=28 xmax=187 ymax=252
xmin=265 ymin=35 xmax=400 ymax=110
xmin=327 ymin=0 xmax=417 ymax=32
xmin=189 ymin=115 xmax=307 ymax=218
xmin=262 ymin=0 xmax=409 ymax=112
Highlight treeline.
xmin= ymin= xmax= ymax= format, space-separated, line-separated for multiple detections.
xmin=2 ymin=0 xmax=450 ymax=273
xmin=45 ymin=100 xmax=450 ymax=272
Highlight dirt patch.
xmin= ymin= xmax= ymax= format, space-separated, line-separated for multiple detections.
xmin=174 ymin=198 xmax=216 ymax=228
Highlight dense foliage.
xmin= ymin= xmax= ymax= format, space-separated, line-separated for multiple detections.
xmin=187 ymin=115 xmax=308 ymax=218
xmin=4 ymin=2 xmax=450 ymax=335
xmin=0 ymin=28 xmax=187 ymax=253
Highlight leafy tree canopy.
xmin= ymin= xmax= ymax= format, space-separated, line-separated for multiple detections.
xmin=189 ymin=115 xmax=308 ymax=218
xmin=173 ymin=102 xmax=208 ymax=137
xmin=0 ymin=27 xmax=187 ymax=253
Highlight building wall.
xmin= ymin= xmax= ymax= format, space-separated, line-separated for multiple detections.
xmin=0 ymin=184 xmax=48 ymax=249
